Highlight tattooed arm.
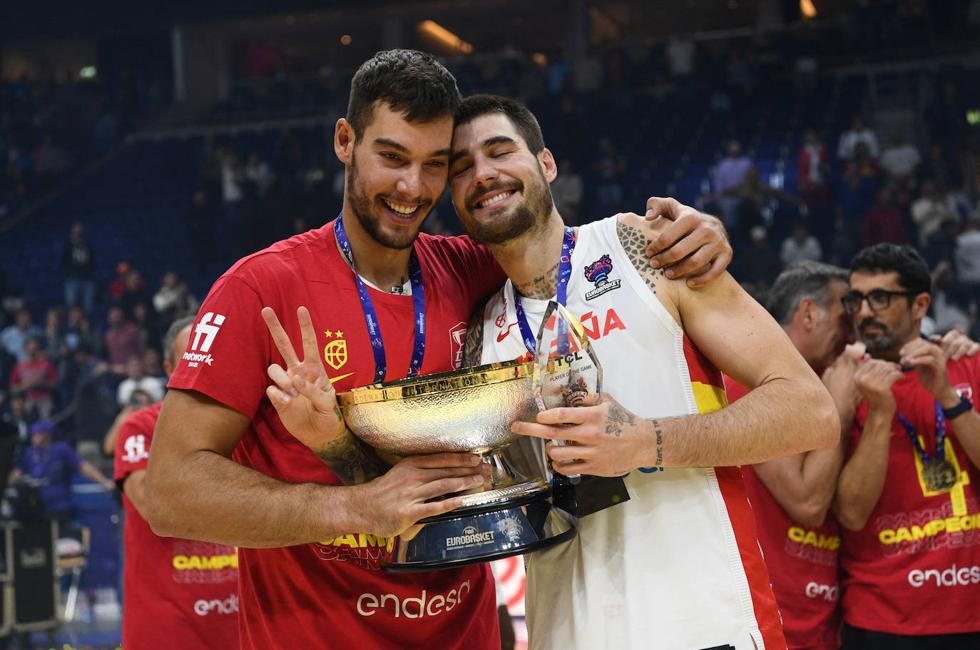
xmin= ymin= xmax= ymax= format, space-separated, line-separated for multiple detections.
xmin=462 ymin=302 xmax=487 ymax=368
xmin=511 ymin=218 xmax=838 ymax=475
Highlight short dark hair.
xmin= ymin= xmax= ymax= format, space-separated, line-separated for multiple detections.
xmin=347 ymin=49 xmax=461 ymax=139
xmin=455 ymin=94 xmax=545 ymax=154
xmin=162 ymin=315 xmax=196 ymax=364
xmin=766 ymin=261 xmax=850 ymax=325
xmin=850 ymin=243 xmax=931 ymax=295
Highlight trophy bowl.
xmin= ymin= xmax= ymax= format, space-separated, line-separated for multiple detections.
xmin=337 ymin=359 xmax=538 ymax=456
xmin=336 ymin=359 xmax=575 ymax=571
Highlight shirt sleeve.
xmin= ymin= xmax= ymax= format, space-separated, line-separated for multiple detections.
xmin=167 ymin=274 xmax=272 ymax=419
xmin=113 ymin=409 xmax=152 ymax=485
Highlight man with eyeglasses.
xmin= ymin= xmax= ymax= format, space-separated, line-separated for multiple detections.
xmin=834 ymin=243 xmax=980 ymax=648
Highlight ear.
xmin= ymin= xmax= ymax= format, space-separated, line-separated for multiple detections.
xmin=795 ymin=297 xmax=818 ymax=330
xmin=538 ymin=147 xmax=558 ymax=184
xmin=334 ymin=118 xmax=355 ymax=166
xmin=911 ymin=292 xmax=931 ymax=321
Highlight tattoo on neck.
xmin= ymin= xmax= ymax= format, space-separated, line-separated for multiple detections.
xmin=605 ymin=402 xmax=636 ymax=437
xmin=514 ymin=262 xmax=560 ymax=299
xmin=650 ymin=418 xmax=664 ymax=467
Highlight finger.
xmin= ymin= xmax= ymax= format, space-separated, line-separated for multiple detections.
xmin=645 ymin=196 xmax=679 ymax=220
xmin=416 ymin=475 xmax=485 ymax=501
xmin=946 ymin=342 xmax=967 ymax=361
xmin=266 ymin=384 xmax=292 ymax=407
xmin=297 ymin=306 xmax=321 ymax=364
xmin=400 ymin=524 xmax=424 ymax=542
xmin=662 ymin=246 xmax=715 ymax=281
xmin=551 ymin=461 xmax=592 ymax=476
xmin=267 ymin=364 xmax=299 ymax=396
xmin=686 ymin=246 xmax=732 ymax=288
xmin=404 ymin=452 xmax=482 ymax=469
xmin=901 ymin=355 xmax=943 ymax=369
xmin=535 ymin=406 xmax=595 ymax=425
xmin=414 ymin=494 xmax=475 ymax=521
xmin=290 ymin=374 xmax=338 ymax=413
xmin=645 ymin=216 xmax=699 ymax=261
xmin=547 ymin=443 xmax=595 ymax=463
xmin=261 ymin=307 xmax=300 ymax=367
xmin=511 ymin=421 xmax=564 ymax=441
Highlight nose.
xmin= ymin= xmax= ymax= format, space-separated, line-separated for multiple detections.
xmin=855 ymin=298 xmax=875 ymax=323
xmin=473 ymin=153 xmax=499 ymax=186
xmin=395 ymin=165 xmax=422 ymax=198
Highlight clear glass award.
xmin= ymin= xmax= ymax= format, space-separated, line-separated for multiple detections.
xmin=534 ymin=302 xmax=602 ymax=411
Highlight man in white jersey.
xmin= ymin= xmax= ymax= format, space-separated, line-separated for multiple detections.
xmin=450 ymin=95 xmax=840 ymax=649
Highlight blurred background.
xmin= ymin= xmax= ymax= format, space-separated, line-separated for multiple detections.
xmin=0 ymin=0 xmax=978 ymax=647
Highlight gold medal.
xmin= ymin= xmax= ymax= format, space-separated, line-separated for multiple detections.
xmin=922 ymin=459 xmax=957 ymax=492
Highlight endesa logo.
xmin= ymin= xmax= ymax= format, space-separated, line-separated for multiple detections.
xmin=804 ymin=582 xmax=839 ymax=602
xmin=356 ymin=580 xmax=471 ymax=619
xmin=193 ymin=593 xmax=239 ymax=617
xmin=908 ymin=564 xmax=980 ymax=588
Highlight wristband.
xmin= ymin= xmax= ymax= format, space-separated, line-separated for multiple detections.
xmin=942 ymin=394 xmax=973 ymax=420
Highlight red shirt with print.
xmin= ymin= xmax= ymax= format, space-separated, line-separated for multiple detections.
xmin=725 ymin=377 xmax=841 ymax=649
xmin=840 ymin=355 xmax=980 ymax=635
xmin=114 ymin=403 xmax=239 ymax=649
xmin=168 ymin=222 xmax=506 ymax=650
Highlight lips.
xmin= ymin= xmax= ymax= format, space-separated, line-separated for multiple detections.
xmin=379 ymin=197 xmax=428 ymax=222
xmin=468 ymin=184 xmax=520 ymax=212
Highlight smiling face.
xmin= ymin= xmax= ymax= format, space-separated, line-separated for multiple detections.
xmin=336 ymin=102 xmax=453 ymax=250
xmin=449 ymin=113 xmax=556 ymax=245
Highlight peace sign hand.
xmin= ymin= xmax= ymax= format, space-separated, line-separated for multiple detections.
xmin=261 ymin=306 xmax=347 ymax=454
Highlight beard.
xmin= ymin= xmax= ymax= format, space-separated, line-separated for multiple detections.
xmin=461 ymin=167 xmax=555 ymax=246
xmin=346 ymin=153 xmax=430 ymax=250
xmin=858 ymin=317 xmax=904 ymax=358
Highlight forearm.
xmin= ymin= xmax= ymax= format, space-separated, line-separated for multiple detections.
xmin=312 ymin=427 xmax=389 ymax=485
xmin=653 ymin=377 xmax=838 ymax=467
xmin=834 ymin=410 xmax=893 ymax=530
xmin=146 ymin=449 xmax=363 ymax=547
xmin=948 ymin=410 xmax=980 ymax=470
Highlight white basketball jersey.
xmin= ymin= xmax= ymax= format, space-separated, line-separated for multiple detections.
xmin=480 ymin=216 xmax=783 ymax=650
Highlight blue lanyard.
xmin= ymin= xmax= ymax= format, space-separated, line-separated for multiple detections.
xmin=514 ymin=227 xmax=576 ymax=354
xmin=334 ymin=217 xmax=426 ymax=383
xmin=896 ymin=402 xmax=946 ymax=463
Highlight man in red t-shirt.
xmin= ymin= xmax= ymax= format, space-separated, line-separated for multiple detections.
xmin=835 ymin=244 xmax=980 ymax=648
xmin=725 ymin=261 xmax=859 ymax=650
xmin=145 ymin=50 xmax=732 ymax=649
xmin=9 ymin=337 xmax=58 ymax=418
xmin=115 ymin=316 xmax=238 ymax=649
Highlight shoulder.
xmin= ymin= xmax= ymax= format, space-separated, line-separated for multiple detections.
xmin=948 ymin=354 xmax=980 ymax=385
xmin=415 ymin=233 xmax=492 ymax=268
xmin=123 ymin=403 xmax=163 ymax=432
xmin=220 ymin=225 xmax=333 ymax=289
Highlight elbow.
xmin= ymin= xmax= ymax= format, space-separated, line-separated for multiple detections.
xmin=791 ymin=497 xmax=832 ymax=529
xmin=143 ymin=470 xmax=179 ymax=537
xmin=835 ymin=500 xmax=870 ymax=532
xmin=809 ymin=386 xmax=841 ymax=451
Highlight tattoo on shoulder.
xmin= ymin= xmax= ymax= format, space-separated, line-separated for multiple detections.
xmin=616 ymin=218 xmax=666 ymax=294
xmin=314 ymin=424 xmax=389 ymax=485
xmin=605 ymin=402 xmax=636 ymax=437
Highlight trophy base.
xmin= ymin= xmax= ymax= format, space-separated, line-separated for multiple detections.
xmin=386 ymin=495 xmax=575 ymax=572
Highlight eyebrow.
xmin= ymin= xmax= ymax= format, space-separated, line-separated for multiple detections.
xmin=373 ymin=138 xmax=450 ymax=159
xmin=450 ymin=135 xmax=518 ymax=164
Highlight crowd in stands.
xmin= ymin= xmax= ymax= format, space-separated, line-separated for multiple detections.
xmin=0 ymin=3 xmax=978 ymax=520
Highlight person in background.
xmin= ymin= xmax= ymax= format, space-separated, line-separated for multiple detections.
xmin=114 ymin=316 xmax=239 ymax=649
xmin=9 ymin=337 xmax=57 ymax=419
xmin=781 ymin=221 xmax=823 ymax=267
xmin=62 ymin=222 xmax=96 ymax=315
xmin=9 ymin=420 xmax=114 ymax=528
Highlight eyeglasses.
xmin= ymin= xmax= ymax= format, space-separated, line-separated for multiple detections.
xmin=841 ymin=289 xmax=917 ymax=315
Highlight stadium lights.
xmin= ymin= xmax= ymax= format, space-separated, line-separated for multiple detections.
xmin=800 ymin=0 xmax=817 ymax=18
xmin=80 ymin=66 xmax=97 ymax=79
xmin=417 ymin=20 xmax=474 ymax=54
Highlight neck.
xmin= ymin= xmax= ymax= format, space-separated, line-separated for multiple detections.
xmin=339 ymin=207 xmax=412 ymax=292
xmin=489 ymin=210 xmax=566 ymax=299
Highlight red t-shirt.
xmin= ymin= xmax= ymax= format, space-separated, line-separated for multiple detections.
xmin=724 ymin=377 xmax=841 ymax=649
xmin=10 ymin=358 xmax=57 ymax=402
xmin=114 ymin=403 xmax=239 ymax=649
xmin=169 ymin=222 xmax=506 ymax=650
xmin=841 ymin=354 xmax=980 ymax=635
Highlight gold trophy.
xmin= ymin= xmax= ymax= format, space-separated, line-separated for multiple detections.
xmin=336 ymin=302 xmax=605 ymax=570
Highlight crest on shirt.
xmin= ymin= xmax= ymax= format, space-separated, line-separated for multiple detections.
xmin=323 ymin=330 xmax=348 ymax=370
xmin=954 ymin=383 xmax=973 ymax=401
xmin=584 ymin=254 xmax=622 ymax=301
